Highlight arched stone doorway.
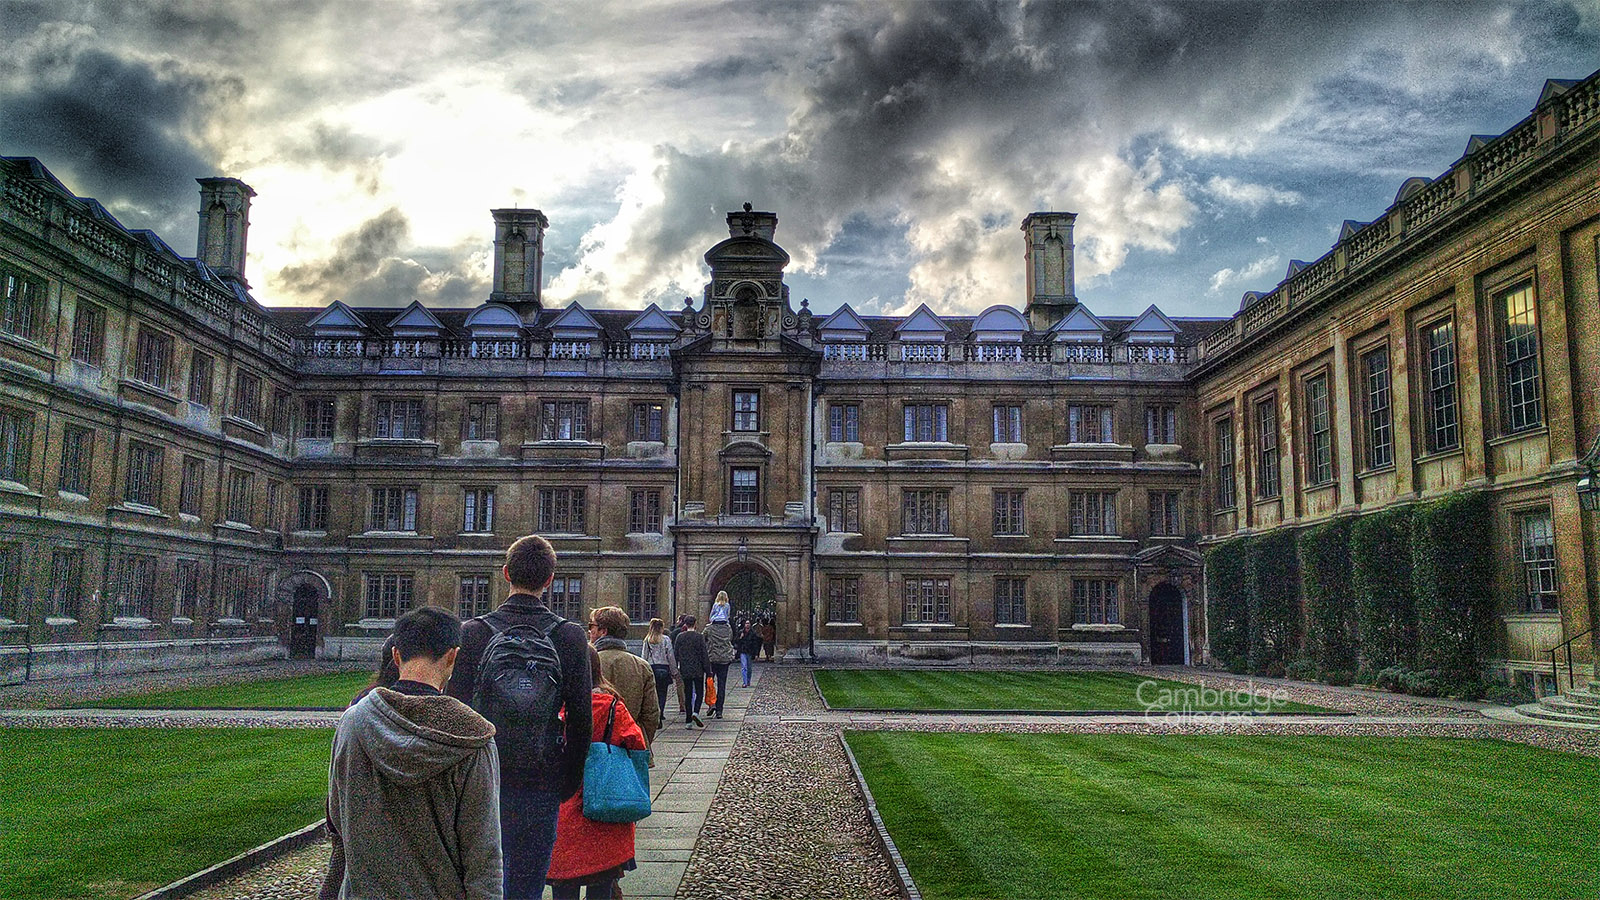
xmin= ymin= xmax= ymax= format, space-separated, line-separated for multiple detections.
xmin=1148 ymin=582 xmax=1187 ymax=665
xmin=709 ymin=563 xmax=777 ymax=627
xmin=279 ymin=570 xmax=332 ymax=659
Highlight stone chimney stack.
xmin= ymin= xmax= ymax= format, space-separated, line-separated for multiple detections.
xmin=727 ymin=202 xmax=777 ymax=241
xmin=196 ymin=177 xmax=256 ymax=285
xmin=490 ymin=207 xmax=548 ymax=317
xmin=1021 ymin=211 xmax=1077 ymax=330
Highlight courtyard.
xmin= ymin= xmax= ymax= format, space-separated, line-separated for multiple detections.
xmin=1 ymin=663 xmax=1595 ymax=900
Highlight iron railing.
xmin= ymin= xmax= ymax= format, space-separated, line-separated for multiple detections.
xmin=1548 ymin=627 xmax=1593 ymax=694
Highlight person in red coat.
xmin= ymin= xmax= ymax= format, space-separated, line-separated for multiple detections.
xmin=547 ymin=645 xmax=649 ymax=899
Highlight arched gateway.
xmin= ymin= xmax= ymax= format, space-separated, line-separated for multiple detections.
xmin=709 ymin=562 xmax=778 ymax=624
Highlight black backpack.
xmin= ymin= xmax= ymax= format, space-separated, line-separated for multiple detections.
xmin=472 ymin=612 xmax=567 ymax=772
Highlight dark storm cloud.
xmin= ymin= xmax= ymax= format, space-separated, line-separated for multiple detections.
xmin=277 ymin=208 xmax=410 ymax=295
xmin=0 ymin=47 xmax=238 ymax=236
xmin=276 ymin=209 xmax=488 ymax=307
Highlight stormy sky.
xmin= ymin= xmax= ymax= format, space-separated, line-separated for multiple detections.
xmin=2 ymin=1 xmax=1596 ymax=319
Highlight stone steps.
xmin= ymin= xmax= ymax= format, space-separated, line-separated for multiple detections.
xmin=1515 ymin=688 xmax=1600 ymax=728
xmin=1556 ymin=688 xmax=1600 ymax=709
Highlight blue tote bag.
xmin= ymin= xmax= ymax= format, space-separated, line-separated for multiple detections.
xmin=582 ymin=695 xmax=652 ymax=823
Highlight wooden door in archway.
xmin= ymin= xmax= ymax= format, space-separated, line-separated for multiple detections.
xmin=1148 ymin=582 xmax=1186 ymax=665
xmin=289 ymin=584 xmax=320 ymax=659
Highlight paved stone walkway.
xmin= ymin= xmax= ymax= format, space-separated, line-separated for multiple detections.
xmin=627 ymin=672 xmax=755 ymax=899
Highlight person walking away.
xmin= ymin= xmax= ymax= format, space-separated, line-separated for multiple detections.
xmin=446 ymin=535 xmax=592 ymax=900
xmin=673 ymin=616 xmax=708 ymax=728
xmin=640 ymin=617 xmax=678 ymax=726
xmin=546 ymin=645 xmax=648 ymax=900
xmin=760 ymin=618 xmax=776 ymax=661
xmin=589 ymin=606 xmax=661 ymax=747
xmin=322 ymin=607 xmax=502 ymax=900
xmin=735 ymin=622 xmax=761 ymax=688
xmin=703 ymin=592 xmax=736 ymax=718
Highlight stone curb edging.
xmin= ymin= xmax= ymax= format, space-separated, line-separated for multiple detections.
xmin=131 ymin=819 xmax=327 ymax=900
xmin=838 ymin=732 xmax=921 ymax=900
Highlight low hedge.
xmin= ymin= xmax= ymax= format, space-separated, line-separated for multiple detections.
xmin=1298 ymin=518 xmax=1357 ymax=677
xmin=1350 ymin=505 xmax=1416 ymax=671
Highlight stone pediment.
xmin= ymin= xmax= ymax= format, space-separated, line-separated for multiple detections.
xmin=1122 ymin=304 xmax=1178 ymax=343
xmin=306 ymin=300 xmax=368 ymax=335
xmin=704 ymin=235 xmax=790 ymax=268
xmin=817 ymin=303 xmax=869 ymax=340
xmin=387 ymin=301 xmax=444 ymax=336
xmin=718 ymin=438 xmax=774 ymax=459
xmin=464 ymin=302 xmax=523 ymax=336
xmin=1051 ymin=303 xmax=1109 ymax=342
xmin=1134 ymin=543 xmax=1203 ymax=568
xmin=625 ymin=303 xmax=681 ymax=338
xmin=895 ymin=303 xmax=949 ymax=341
xmin=970 ymin=305 xmax=1029 ymax=341
xmin=546 ymin=301 xmax=603 ymax=338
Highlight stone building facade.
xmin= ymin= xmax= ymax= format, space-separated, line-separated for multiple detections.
xmin=1193 ymin=75 xmax=1600 ymax=692
xmin=1 ymin=70 xmax=1595 ymax=684
xmin=0 ymin=173 xmax=1220 ymax=674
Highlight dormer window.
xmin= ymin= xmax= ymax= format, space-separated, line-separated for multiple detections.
xmin=969 ymin=306 xmax=1029 ymax=358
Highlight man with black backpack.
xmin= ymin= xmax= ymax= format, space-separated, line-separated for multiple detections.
xmin=447 ymin=534 xmax=592 ymax=900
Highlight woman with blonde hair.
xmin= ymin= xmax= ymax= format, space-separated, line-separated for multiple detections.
xmin=640 ymin=617 xmax=678 ymax=723
xmin=703 ymin=591 xmax=737 ymax=718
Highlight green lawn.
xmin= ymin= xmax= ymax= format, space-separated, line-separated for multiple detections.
xmin=0 ymin=728 xmax=333 ymax=900
xmin=846 ymin=732 xmax=1598 ymax=900
xmin=815 ymin=670 xmax=1327 ymax=713
xmin=79 ymin=671 xmax=370 ymax=709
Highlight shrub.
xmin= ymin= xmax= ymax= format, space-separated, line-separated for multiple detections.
xmin=1484 ymin=680 xmax=1535 ymax=706
xmin=1285 ymin=656 xmax=1319 ymax=682
xmin=1411 ymin=491 xmax=1496 ymax=684
xmin=1375 ymin=665 xmax=1411 ymax=692
xmin=1247 ymin=529 xmax=1301 ymax=675
xmin=1298 ymin=518 xmax=1357 ymax=677
xmin=1350 ymin=506 xmax=1417 ymax=671
xmin=1324 ymin=669 xmax=1355 ymax=687
xmin=1403 ymin=668 xmax=1444 ymax=698
xmin=1204 ymin=537 xmax=1252 ymax=673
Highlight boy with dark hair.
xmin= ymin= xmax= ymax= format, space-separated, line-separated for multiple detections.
xmin=323 ymin=607 xmax=502 ymax=900
xmin=672 ymin=615 xmax=708 ymax=728
xmin=447 ymin=534 xmax=592 ymax=900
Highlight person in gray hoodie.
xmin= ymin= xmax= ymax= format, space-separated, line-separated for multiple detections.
xmin=322 ymin=607 xmax=503 ymax=900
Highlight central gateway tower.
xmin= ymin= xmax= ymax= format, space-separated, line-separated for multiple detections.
xmin=671 ymin=205 xmax=820 ymax=652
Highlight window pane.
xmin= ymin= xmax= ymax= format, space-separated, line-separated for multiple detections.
xmin=1426 ymin=321 xmax=1459 ymax=452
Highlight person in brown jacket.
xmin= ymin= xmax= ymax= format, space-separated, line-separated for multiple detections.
xmin=588 ymin=605 xmax=662 ymax=746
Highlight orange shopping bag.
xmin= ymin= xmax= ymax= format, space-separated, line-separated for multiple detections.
xmin=705 ymin=674 xmax=718 ymax=707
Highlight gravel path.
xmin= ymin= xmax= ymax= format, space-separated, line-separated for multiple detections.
xmin=677 ymin=670 xmax=900 ymax=900
xmin=0 ymin=709 xmax=337 ymax=728
xmin=184 ymin=843 xmax=328 ymax=900
xmin=0 ymin=660 xmax=366 ymax=710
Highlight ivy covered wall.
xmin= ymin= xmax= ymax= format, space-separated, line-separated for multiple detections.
xmin=1204 ymin=489 xmax=1497 ymax=695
